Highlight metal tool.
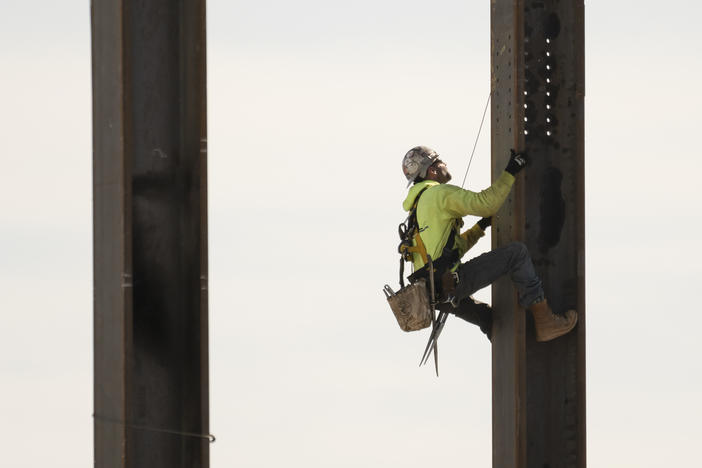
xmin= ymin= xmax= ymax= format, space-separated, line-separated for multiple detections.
xmin=419 ymin=255 xmax=447 ymax=376
xmin=419 ymin=309 xmax=449 ymax=370
xmin=383 ymin=284 xmax=395 ymax=299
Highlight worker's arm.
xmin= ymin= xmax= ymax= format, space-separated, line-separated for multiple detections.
xmin=460 ymin=223 xmax=485 ymax=251
xmin=442 ymin=171 xmax=515 ymax=218
xmin=460 ymin=217 xmax=491 ymax=251
xmin=442 ymin=150 xmax=527 ymax=217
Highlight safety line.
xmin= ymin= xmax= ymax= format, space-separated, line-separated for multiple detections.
xmin=93 ymin=414 xmax=216 ymax=443
xmin=460 ymin=91 xmax=492 ymax=188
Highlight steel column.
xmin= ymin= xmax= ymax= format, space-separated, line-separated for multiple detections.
xmin=490 ymin=1 xmax=585 ymax=467
xmin=92 ymin=1 xmax=209 ymax=467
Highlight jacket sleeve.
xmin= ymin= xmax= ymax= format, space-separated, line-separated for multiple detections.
xmin=441 ymin=171 xmax=515 ymax=217
xmin=460 ymin=223 xmax=485 ymax=252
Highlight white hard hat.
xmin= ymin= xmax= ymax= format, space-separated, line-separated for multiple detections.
xmin=402 ymin=146 xmax=439 ymax=187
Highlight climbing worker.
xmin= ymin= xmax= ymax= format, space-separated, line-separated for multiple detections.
xmin=400 ymin=145 xmax=577 ymax=341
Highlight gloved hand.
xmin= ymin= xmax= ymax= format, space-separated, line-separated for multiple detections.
xmin=477 ymin=217 xmax=492 ymax=230
xmin=505 ymin=149 xmax=528 ymax=175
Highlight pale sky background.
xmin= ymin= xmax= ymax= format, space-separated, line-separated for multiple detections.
xmin=1 ymin=1 xmax=701 ymax=467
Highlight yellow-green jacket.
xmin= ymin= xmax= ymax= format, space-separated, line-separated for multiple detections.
xmin=402 ymin=171 xmax=515 ymax=271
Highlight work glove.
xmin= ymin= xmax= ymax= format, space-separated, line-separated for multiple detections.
xmin=477 ymin=217 xmax=492 ymax=230
xmin=505 ymin=149 xmax=528 ymax=175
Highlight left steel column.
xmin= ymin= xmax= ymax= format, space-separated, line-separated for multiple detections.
xmin=91 ymin=1 xmax=209 ymax=467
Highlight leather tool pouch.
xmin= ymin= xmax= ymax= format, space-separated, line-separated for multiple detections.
xmin=383 ymin=279 xmax=432 ymax=332
xmin=440 ymin=270 xmax=458 ymax=299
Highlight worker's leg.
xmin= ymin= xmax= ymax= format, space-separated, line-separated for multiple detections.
xmin=453 ymin=241 xmax=543 ymax=308
xmin=439 ymin=296 xmax=493 ymax=340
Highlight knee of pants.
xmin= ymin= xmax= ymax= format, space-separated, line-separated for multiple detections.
xmin=507 ymin=241 xmax=528 ymax=260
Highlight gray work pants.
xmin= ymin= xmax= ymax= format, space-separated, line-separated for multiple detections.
xmin=454 ymin=241 xmax=543 ymax=308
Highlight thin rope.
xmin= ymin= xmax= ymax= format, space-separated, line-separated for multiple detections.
xmin=93 ymin=414 xmax=216 ymax=443
xmin=460 ymin=91 xmax=492 ymax=188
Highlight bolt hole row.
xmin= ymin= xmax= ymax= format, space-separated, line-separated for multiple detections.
xmin=544 ymin=37 xmax=554 ymax=138
xmin=523 ymin=37 xmax=555 ymax=138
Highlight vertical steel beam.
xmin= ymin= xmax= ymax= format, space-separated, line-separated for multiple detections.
xmin=491 ymin=1 xmax=585 ymax=467
xmin=92 ymin=1 xmax=209 ymax=467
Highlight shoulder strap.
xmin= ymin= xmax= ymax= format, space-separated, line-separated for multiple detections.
xmin=406 ymin=219 xmax=462 ymax=286
xmin=410 ymin=187 xmax=429 ymax=214
xmin=397 ymin=187 xmax=430 ymax=287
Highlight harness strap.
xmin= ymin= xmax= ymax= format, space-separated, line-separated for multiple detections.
xmin=397 ymin=187 xmax=429 ymax=265
xmin=399 ymin=186 xmax=461 ymax=290
xmin=400 ymin=241 xmax=428 ymax=265
xmin=407 ymin=226 xmax=460 ymax=287
xmin=413 ymin=230 xmax=429 ymax=264
xmin=399 ymin=256 xmax=405 ymax=288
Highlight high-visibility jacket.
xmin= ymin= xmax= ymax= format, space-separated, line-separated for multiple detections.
xmin=401 ymin=171 xmax=515 ymax=271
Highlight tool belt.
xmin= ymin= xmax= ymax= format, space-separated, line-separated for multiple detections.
xmin=383 ymin=280 xmax=432 ymax=332
xmin=383 ymin=250 xmax=460 ymax=333
xmin=407 ymin=249 xmax=460 ymax=302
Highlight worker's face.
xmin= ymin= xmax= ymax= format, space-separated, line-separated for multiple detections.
xmin=428 ymin=159 xmax=452 ymax=184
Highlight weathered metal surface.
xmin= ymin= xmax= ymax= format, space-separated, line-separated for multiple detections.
xmin=92 ymin=0 xmax=209 ymax=466
xmin=491 ymin=1 xmax=585 ymax=467
xmin=490 ymin=1 xmax=527 ymax=466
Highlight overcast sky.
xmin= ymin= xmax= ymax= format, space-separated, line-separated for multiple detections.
xmin=1 ymin=1 xmax=701 ymax=467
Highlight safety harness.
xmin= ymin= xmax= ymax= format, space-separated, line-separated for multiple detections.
xmin=397 ymin=187 xmax=428 ymax=287
xmin=397 ymin=187 xmax=460 ymax=295
xmin=391 ymin=186 xmax=462 ymax=375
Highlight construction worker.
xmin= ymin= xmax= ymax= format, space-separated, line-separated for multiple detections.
xmin=401 ymin=145 xmax=577 ymax=341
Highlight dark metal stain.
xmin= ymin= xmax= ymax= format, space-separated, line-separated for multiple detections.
xmin=525 ymin=100 xmax=537 ymax=122
xmin=538 ymin=167 xmax=565 ymax=253
xmin=546 ymin=57 xmax=557 ymax=74
xmin=525 ymin=69 xmax=540 ymax=95
xmin=544 ymin=13 xmax=561 ymax=39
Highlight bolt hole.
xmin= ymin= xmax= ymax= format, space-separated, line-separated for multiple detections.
xmin=546 ymin=38 xmax=551 ymax=44
xmin=546 ymin=130 xmax=552 ymax=136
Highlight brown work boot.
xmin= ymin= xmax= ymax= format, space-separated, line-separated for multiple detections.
xmin=528 ymin=299 xmax=578 ymax=342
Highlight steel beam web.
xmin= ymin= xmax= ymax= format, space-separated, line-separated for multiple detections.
xmin=490 ymin=1 xmax=585 ymax=467
xmin=92 ymin=1 xmax=209 ymax=467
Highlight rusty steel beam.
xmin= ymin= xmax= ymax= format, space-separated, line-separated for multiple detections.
xmin=92 ymin=1 xmax=209 ymax=467
xmin=490 ymin=1 xmax=585 ymax=468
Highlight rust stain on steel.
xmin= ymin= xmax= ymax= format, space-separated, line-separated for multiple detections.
xmin=491 ymin=1 xmax=585 ymax=467
xmin=92 ymin=1 xmax=209 ymax=467
xmin=490 ymin=0 xmax=527 ymax=466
